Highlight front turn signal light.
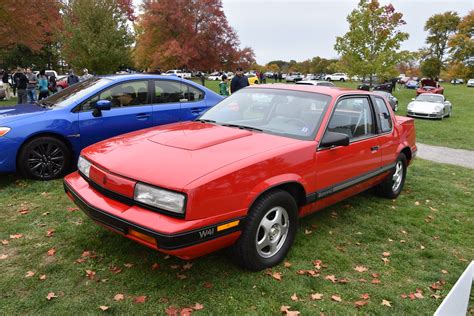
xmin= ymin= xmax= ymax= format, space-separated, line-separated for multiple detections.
xmin=0 ymin=127 xmax=11 ymax=137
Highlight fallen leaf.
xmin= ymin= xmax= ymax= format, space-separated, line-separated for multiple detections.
xmin=400 ymin=239 xmax=406 ymax=243
xmin=286 ymin=311 xmax=300 ymax=316
xmin=82 ymin=251 xmax=91 ymax=257
xmin=360 ymin=293 xmax=370 ymax=300
xmin=25 ymin=271 xmax=35 ymax=278
xmin=331 ymin=294 xmax=342 ymax=302
xmin=39 ymin=274 xmax=47 ymax=280
xmin=46 ymin=229 xmax=55 ymax=237
xmin=381 ymin=299 xmax=392 ymax=307
xmin=42 ymin=212 xmax=50 ymax=216
xmin=99 ymin=306 xmax=109 ymax=311
xmin=291 ymin=293 xmax=299 ymax=301
xmin=109 ymin=265 xmax=122 ymax=274
xmin=414 ymin=292 xmax=424 ymax=299
xmin=358 ymin=278 xmax=367 ymax=283
xmin=18 ymin=209 xmax=29 ymax=215
xmin=420 ymin=245 xmax=426 ymax=250
xmin=401 ymin=293 xmax=407 ymax=299
xmin=1 ymin=240 xmax=9 ymax=245
xmin=164 ymin=255 xmax=170 ymax=260
xmin=441 ymin=270 xmax=448 ymax=274
xmin=381 ymin=257 xmax=390 ymax=264
xmin=354 ymin=265 xmax=368 ymax=273
xmin=0 ymin=254 xmax=8 ymax=260
xmin=431 ymin=294 xmax=442 ymax=299
xmin=124 ymin=263 xmax=134 ymax=268
xmin=114 ymin=293 xmax=125 ymax=301
xmin=170 ymin=264 xmax=180 ymax=270
xmin=304 ymin=229 xmax=312 ymax=235
xmin=165 ymin=306 xmax=179 ymax=316
xmin=151 ymin=263 xmax=160 ymax=270
xmin=371 ymin=273 xmax=380 ymax=278
xmin=382 ymin=252 xmax=391 ymax=257
xmin=67 ymin=207 xmax=79 ymax=212
xmin=133 ymin=295 xmax=147 ymax=304
xmin=180 ymin=307 xmax=193 ymax=316
xmin=414 ymin=201 xmax=420 ymax=206
xmin=371 ymin=279 xmax=381 ymax=284
xmin=354 ymin=300 xmax=368 ymax=308
xmin=10 ymin=234 xmax=23 ymax=239
xmin=280 ymin=305 xmax=290 ymax=313
xmin=338 ymin=278 xmax=349 ymax=284
xmin=325 ymin=275 xmax=337 ymax=283
xmin=311 ymin=293 xmax=323 ymax=300
xmin=176 ymin=273 xmax=187 ymax=280
xmin=203 ymin=282 xmax=213 ymax=289
xmin=47 ymin=248 xmax=56 ymax=256
xmin=401 ymin=230 xmax=407 ymax=234
xmin=430 ymin=281 xmax=443 ymax=291
xmin=86 ymin=270 xmax=96 ymax=280
xmin=284 ymin=261 xmax=292 ymax=268
xmin=46 ymin=292 xmax=57 ymax=301
xmin=312 ymin=260 xmax=322 ymax=270
xmin=267 ymin=271 xmax=282 ymax=281
xmin=182 ymin=262 xmax=193 ymax=270
xmin=192 ymin=303 xmax=204 ymax=310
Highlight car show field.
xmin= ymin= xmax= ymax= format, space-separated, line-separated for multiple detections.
xmin=0 ymin=79 xmax=473 ymax=314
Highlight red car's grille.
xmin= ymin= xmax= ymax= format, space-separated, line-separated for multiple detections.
xmin=89 ymin=165 xmax=136 ymax=199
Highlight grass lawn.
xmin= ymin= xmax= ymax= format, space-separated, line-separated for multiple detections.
xmin=2 ymin=79 xmax=474 ymax=150
xmin=1 ymin=159 xmax=473 ymax=314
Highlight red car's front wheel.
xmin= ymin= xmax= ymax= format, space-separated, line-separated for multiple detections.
xmin=230 ymin=189 xmax=298 ymax=271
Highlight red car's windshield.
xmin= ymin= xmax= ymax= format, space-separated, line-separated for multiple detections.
xmin=199 ymin=88 xmax=332 ymax=140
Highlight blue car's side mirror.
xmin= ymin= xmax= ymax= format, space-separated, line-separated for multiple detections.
xmin=96 ymin=100 xmax=112 ymax=111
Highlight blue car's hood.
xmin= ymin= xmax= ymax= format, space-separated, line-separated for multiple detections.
xmin=0 ymin=104 xmax=47 ymax=125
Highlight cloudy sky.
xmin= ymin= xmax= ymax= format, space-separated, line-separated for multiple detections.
xmin=134 ymin=0 xmax=472 ymax=64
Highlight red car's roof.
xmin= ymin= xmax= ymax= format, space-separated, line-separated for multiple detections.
xmin=247 ymin=83 xmax=365 ymax=97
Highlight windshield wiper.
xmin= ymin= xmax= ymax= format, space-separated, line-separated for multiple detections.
xmin=220 ymin=123 xmax=263 ymax=132
xmin=195 ymin=118 xmax=217 ymax=123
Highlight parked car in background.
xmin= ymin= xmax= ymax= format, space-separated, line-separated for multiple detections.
xmin=247 ymin=74 xmax=260 ymax=85
xmin=467 ymin=79 xmax=474 ymax=87
xmin=407 ymin=93 xmax=451 ymax=119
xmin=450 ymin=78 xmax=464 ymax=85
xmin=405 ymin=80 xmax=419 ymax=89
xmin=285 ymin=73 xmax=304 ymax=82
xmin=325 ymin=73 xmax=349 ymax=82
xmin=64 ymin=84 xmax=416 ymax=270
xmin=56 ymin=77 xmax=69 ymax=92
xmin=208 ymin=72 xmax=233 ymax=81
xmin=372 ymin=90 xmax=398 ymax=112
xmin=0 ymin=74 xmax=223 ymax=180
xmin=163 ymin=70 xmax=192 ymax=79
xmin=416 ymin=79 xmax=444 ymax=95
xmin=296 ymin=80 xmax=335 ymax=87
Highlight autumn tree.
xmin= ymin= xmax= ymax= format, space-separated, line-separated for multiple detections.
xmin=134 ymin=0 xmax=255 ymax=71
xmin=447 ymin=11 xmax=474 ymax=79
xmin=62 ymin=0 xmax=134 ymax=74
xmin=0 ymin=0 xmax=62 ymax=68
xmin=334 ymin=0 xmax=409 ymax=85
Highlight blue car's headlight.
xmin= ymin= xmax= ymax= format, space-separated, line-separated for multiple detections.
xmin=0 ymin=127 xmax=11 ymax=136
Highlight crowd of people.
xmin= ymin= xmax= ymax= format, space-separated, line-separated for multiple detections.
xmin=0 ymin=68 xmax=93 ymax=104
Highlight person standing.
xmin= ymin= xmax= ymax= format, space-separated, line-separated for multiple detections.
xmin=48 ymin=75 xmax=57 ymax=94
xmin=25 ymin=68 xmax=37 ymax=103
xmin=230 ymin=68 xmax=249 ymax=94
xmin=219 ymin=77 xmax=230 ymax=96
xmin=80 ymin=68 xmax=93 ymax=81
xmin=278 ymin=72 xmax=283 ymax=82
xmin=67 ymin=69 xmax=79 ymax=86
xmin=2 ymin=69 xmax=11 ymax=100
xmin=14 ymin=68 xmax=28 ymax=104
xmin=37 ymin=70 xmax=49 ymax=100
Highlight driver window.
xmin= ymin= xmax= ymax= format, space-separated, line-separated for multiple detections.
xmin=81 ymin=81 xmax=148 ymax=111
xmin=328 ymin=97 xmax=374 ymax=139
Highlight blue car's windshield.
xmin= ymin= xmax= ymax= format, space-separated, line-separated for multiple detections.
xmin=40 ymin=78 xmax=112 ymax=109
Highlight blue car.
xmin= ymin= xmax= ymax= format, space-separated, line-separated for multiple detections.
xmin=0 ymin=74 xmax=223 ymax=180
xmin=405 ymin=80 xmax=418 ymax=89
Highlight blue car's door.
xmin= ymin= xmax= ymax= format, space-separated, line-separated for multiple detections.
xmin=78 ymin=80 xmax=153 ymax=148
xmin=179 ymin=82 xmax=209 ymax=120
xmin=151 ymin=79 xmax=186 ymax=125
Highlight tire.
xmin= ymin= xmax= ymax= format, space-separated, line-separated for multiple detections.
xmin=375 ymin=153 xmax=407 ymax=199
xmin=255 ymin=81 xmax=259 ymax=85
xmin=18 ymin=136 xmax=72 ymax=180
xmin=340 ymin=78 xmax=345 ymax=82
xmin=230 ymin=189 xmax=298 ymax=271
xmin=56 ymin=86 xmax=63 ymax=92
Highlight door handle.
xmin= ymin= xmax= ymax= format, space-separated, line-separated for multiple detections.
xmin=371 ymin=145 xmax=380 ymax=152
xmin=136 ymin=113 xmax=151 ymax=120
xmin=190 ymin=108 xmax=204 ymax=115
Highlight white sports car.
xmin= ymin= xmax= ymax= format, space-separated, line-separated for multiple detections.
xmin=407 ymin=93 xmax=452 ymax=120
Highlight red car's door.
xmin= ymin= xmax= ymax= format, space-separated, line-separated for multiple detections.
xmin=371 ymin=95 xmax=399 ymax=167
xmin=310 ymin=95 xmax=383 ymax=210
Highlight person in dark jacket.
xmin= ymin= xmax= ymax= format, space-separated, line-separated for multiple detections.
xmin=230 ymin=68 xmax=249 ymax=94
xmin=67 ymin=69 xmax=79 ymax=85
xmin=14 ymin=68 xmax=28 ymax=104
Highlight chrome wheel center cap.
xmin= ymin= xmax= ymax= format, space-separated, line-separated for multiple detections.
xmin=270 ymin=225 xmax=279 ymax=239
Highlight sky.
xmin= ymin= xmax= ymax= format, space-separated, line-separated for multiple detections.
xmin=133 ymin=0 xmax=473 ymax=65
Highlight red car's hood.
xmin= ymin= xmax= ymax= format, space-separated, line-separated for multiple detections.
xmin=82 ymin=121 xmax=300 ymax=190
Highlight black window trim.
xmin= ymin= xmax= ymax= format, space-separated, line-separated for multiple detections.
xmin=72 ymin=79 xmax=153 ymax=113
xmin=151 ymin=79 xmax=206 ymax=105
xmin=370 ymin=95 xmax=394 ymax=135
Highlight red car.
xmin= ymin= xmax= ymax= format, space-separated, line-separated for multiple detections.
xmin=416 ymin=78 xmax=444 ymax=95
xmin=64 ymin=85 xmax=417 ymax=270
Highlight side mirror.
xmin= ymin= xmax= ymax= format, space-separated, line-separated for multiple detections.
xmin=92 ymin=100 xmax=112 ymax=117
xmin=96 ymin=100 xmax=112 ymax=111
xmin=320 ymin=132 xmax=350 ymax=148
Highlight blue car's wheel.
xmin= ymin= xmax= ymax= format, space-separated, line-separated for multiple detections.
xmin=18 ymin=136 xmax=71 ymax=180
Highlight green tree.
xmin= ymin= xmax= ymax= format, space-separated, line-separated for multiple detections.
xmin=62 ymin=0 xmax=134 ymax=74
xmin=448 ymin=10 xmax=474 ymax=79
xmin=334 ymin=0 xmax=409 ymax=85
xmin=424 ymin=11 xmax=461 ymax=72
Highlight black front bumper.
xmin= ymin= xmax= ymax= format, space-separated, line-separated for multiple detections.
xmin=64 ymin=181 xmax=244 ymax=250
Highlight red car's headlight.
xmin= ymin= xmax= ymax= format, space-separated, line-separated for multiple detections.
xmin=134 ymin=183 xmax=186 ymax=215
